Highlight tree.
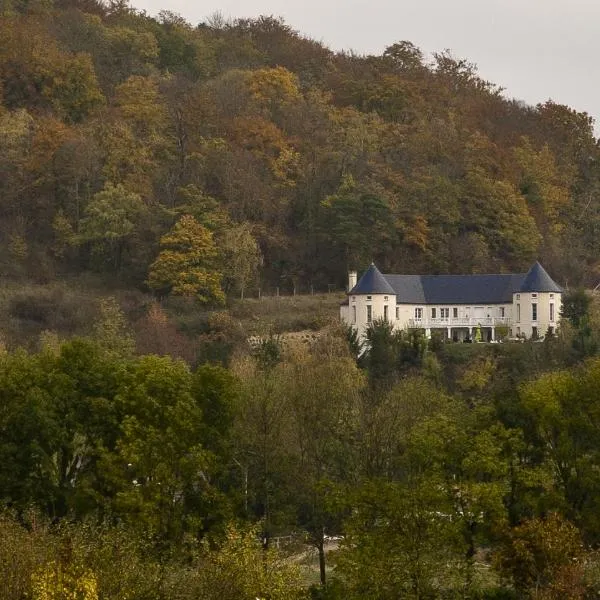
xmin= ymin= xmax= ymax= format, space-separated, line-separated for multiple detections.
xmin=335 ymin=479 xmax=457 ymax=599
xmin=79 ymin=183 xmax=148 ymax=272
xmin=108 ymin=355 xmax=221 ymax=541
xmin=147 ymin=214 xmax=225 ymax=304
xmin=561 ymin=288 xmax=591 ymax=329
xmin=194 ymin=524 xmax=305 ymax=600
xmin=91 ymin=297 xmax=135 ymax=357
xmin=560 ymin=288 xmax=597 ymax=357
xmin=282 ymin=347 xmax=363 ymax=587
xmin=494 ymin=514 xmax=586 ymax=599
xmin=219 ymin=222 xmax=262 ymax=298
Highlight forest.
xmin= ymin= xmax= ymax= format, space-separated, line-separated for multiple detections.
xmin=3 ymin=0 xmax=600 ymax=598
xmin=0 ymin=0 xmax=600 ymax=294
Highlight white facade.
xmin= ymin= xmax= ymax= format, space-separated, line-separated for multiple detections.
xmin=341 ymin=264 xmax=562 ymax=342
xmin=511 ymin=291 xmax=561 ymax=340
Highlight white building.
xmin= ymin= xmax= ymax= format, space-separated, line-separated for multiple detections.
xmin=340 ymin=262 xmax=562 ymax=342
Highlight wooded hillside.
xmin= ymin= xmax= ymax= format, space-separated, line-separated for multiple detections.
xmin=1 ymin=0 xmax=599 ymax=298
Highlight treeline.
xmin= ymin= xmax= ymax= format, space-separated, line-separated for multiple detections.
xmin=4 ymin=295 xmax=600 ymax=598
xmin=1 ymin=0 xmax=600 ymax=298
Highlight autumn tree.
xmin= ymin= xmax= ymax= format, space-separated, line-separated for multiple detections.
xmin=219 ymin=222 xmax=262 ymax=299
xmin=147 ymin=214 xmax=225 ymax=304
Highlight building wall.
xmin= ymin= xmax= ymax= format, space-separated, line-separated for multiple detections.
xmin=512 ymin=291 xmax=561 ymax=338
xmin=341 ymin=293 xmax=562 ymax=340
xmin=342 ymin=292 xmax=397 ymax=337
xmin=395 ymin=303 xmax=513 ymax=327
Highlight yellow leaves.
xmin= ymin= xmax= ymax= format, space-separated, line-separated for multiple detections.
xmin=246 ymin=66 xmax=300 ymax=107
xmin=27 ymin=116 xmax=71 ymax=174
xmin=199 ymin=523 xmax=304 ymax=600
xmin=520 ymin=369 xmax=576 ymax=422
xmin=31 ymin=561 xmax=98 ymax=600
xmin=0 ymin=108 xmax=34 ymax=161
xmin=403 ymin=214 xmax=429 ymax=252
xmin=228 ymin=116 xmax=301 ymax=185
xmin=0 ymin=17 xmax=104 ymax=122
xmin=457 ymin=355 xmax=496 ymax=393
xmin=100 ymin=76 xmax=169 ymax=195
xmin=229 ymin=116 xmax=287 ymax=158
xmin=271 ymin=146 xmax=301 ymax=185
xmin=114 ymin=76 xmax=167 ymax=135
xmin=8 ymin=232 xmax=28 ymax=262
xmin=147 ymin=215 xmax=225 ymax=305
xmin=105 ymin=26 xmax=159 ymax=65
xmin=513 ymin=137 xmax=572 ymax=236
xmin=52 ymin=210 xmax=77 ymax=259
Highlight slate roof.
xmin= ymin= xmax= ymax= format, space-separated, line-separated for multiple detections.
xmin=349 ymin=263 xmax=562 ymax=304
xmin=519 ymin=262 xmax=563 ymax=293
xmin=350 ymin=263 xmax=395 ymax=295
xmin=386 ymin=273 xmax=525 ymax=304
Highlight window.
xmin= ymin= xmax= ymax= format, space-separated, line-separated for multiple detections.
xmin=414 ymin=307 xmax=423 ymax=319
xmin=517 ymin=304 xmax=520 ymax=322
xmin=352 ymin=296 xmax=356 ymax=301
xmin=550 ymin=303 xmax=555 ymax=321
xmin=367 ymin=295 xmax=372 ymax=301
xmin=367 ymin=305 xmax=372 ymax=323
xmin=500 ymin=307 xmax=505 ymax=318
xmin=453 ymin=307 xmax=458 ymax=318
xmin=384 ymin=296 xmax=388 ymax=301
xmin=441 ymin=308 xmax=449 ymax=319
xmin=532 ymin=293 xmax=537 ymax=298
xmin=516 ymin=294 xmax=520 ymax=300
xmin=431 ymin=307 xmax=437 ymax=319
xmin=550 ymin=293 xmax=554 ymax=298
xmin=532 ymin=303 xmax=537 ymax=321
xmin=532 ymin=326 xmax=538 ymax=339
xmin=384 ymin=305 xmax=388 ymax=321
xmin=395 ymin=306 xmax=399 ymax=320
xmin=352 ymin=305 xmax=356 ymax=324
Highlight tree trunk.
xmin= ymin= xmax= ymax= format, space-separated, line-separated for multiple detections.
xmin=318 ymin=535 xmax=326 ymax=587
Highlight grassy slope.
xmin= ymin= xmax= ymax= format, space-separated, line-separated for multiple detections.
xmin=0 ymin=275 xmax=345 ymax=354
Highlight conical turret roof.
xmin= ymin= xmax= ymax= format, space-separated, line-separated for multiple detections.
xmin=519 ymin=262 xmax=562 ymax=293
xmin=350 ymin=263 xmax=395 ymax=295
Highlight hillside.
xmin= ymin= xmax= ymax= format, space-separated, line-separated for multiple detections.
xmin=8 ymin=6 xmax=600 ymax=596
xmin=0 ymin=0 xmax=599 ymax=311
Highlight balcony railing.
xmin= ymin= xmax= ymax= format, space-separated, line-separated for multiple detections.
xmin=407 ymin=317 xmax=511 ymax=328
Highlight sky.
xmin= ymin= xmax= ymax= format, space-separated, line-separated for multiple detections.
xmin=132 ymin=0 xmax=600 ymax=132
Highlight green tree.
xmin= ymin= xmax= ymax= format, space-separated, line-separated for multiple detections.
xmin=92 ymin=297 xmax=135 ymax=357
xmin=80 ymin=183 xmax=148 ymax=272
xmin=109 ymin=355 xmax=220 ymax=541
xmin=335 ymin=479 xmax=456 ymax=599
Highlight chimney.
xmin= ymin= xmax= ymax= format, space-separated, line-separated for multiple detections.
xmin=348 ymin=271 xmax=357 ymax=292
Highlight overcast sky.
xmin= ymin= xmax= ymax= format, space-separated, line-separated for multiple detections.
xmin=132 ymin=0 xmax=600 ymax=133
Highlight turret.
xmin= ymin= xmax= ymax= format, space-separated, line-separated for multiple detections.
xmin=342 ymin=263 xmax=397 ymax=337
xmin=512 ymin=262 xmax=562 ymax=339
